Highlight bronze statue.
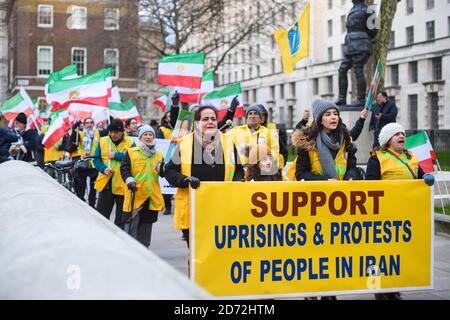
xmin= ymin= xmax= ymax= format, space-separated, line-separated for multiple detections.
xmin=336 ymin=0 xmax=378 ymax=107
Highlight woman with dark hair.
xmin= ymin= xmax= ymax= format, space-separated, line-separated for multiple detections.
xmin=294 ymin=100 xmax=360 ymax=182
xmin=156 ymin=111 xmax=173 ymax=140
xmin=165 ymin=105 xmax=243 ymax=247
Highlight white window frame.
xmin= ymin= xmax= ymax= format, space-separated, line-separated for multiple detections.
xmin=37 ymin=45 xmax=53 ymax=78
xmin=104 ymin=48 xmax=119 ymax=79
xmin=104 ymin=8 xmax=120 ymax=30
xmin=68 ymin=6 xmax=87 ymax=30
xmin=71 ymin=47 xmax=87 ymax=75
xmin=37 ymin=4 xmax=53 ymax=28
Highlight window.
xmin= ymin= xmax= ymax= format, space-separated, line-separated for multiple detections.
xmin=406 ymin=26 xmax=414 ymax=45
xmin=280 ymin=84 xmax=284 ymax=99
xmin=279 ymin=106 xmax=285 ymax=124
xmin=327 ymin=76 xmax=333 ymax=93
xmin=290 ymin=82 xmax=296 ymax=97
xmin=388 ymin=31 xmax=395 ymax=49
xmin=328 ymin=47 xmax=333 ymax=61
xmin=256 ymin=44 xmax=260 ymax=58
xmin=235 ymin=71 xmax=238 ymax=82
xmin=432 ymin=57 xmax=442 ymax=80
xmin=69 ymin=6 xmax=87 ymax=29
xmin=248 ymin=67 xmax=252 ymax=78
xmin=408 ymin=95 xmax=418 ymax=129
xmin=253 ymin=89 xmax=257 ymax=102
xmin=271 ymin=58 xmax=275 ymax=73
xmin=448 ymin=17 xmax=450 ymax=36
xmin=38 ymin=4 xmax=53 ymax=27
xmin=406 ymin=0 xmax=414 ymax=15
xmin=104 ymin=8 xmax=119 ymax=30
xmin=241 ymin=69 xmax=245 ymax=80
xmin=37 ymin=46 xmax=53 ymax=76
xmin=409 ymin=61 xmax=418 ymax=83
xmin=391 ymin=65 xmax=399 ymax=86
xmin=328 ymin=0 xmax=333 ymax=10
xmin=328 ymin=20 xmax=333 ymax=37
xmin=257 ymin=66 xmax=260 ymax=77
xmin=426 ymin=21 xmax=435 ymax=40
xmin=313 ymin=78 xmax=319 ymax=95
xmin=429 ymin=92 xmax=439 ymax=129
xmin=426 ymin=0 xmax=434 ymax=9
xmin=270 ymin=86 xmax=275 ymax=100
xmin=72 ymin=48 xmax=87 ymax=75
xmin=341 ymin=15 xmax=346 ymax=34
xmin=287 ymin=106 xmax=294 ymax=129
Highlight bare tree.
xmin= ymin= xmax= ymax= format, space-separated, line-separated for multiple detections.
xmin=135 ymin=0 xmax=299 ymax=72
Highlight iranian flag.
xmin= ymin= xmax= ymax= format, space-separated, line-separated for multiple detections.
xmin=45 ymin=64 xmax=79 ymax=94
xmin=42 ymin=109 xmax=72 ymax=148
xmin=109 ymin=99 xmax=142 ymax=123
xmin=202 ymin=83 xmax=245 ymax=119
xmin=177 ymin=71 xmax=214 ymax=103
xmin=0 ymin=88 xmax=35 ymax=121
xmin=157 ymin=53 xmax=205 ymax=89
xmin=406 ymin=131 xmax=436 ymax=173
xmin=153 ymin=91 xmax=170 ymax=111
xmin=46 ymin=68 xmax=110 ymax=111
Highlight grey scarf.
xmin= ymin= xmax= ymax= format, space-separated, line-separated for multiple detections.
xmin=316 ymin=130 xmax=343 ymax=179
xmin=136 ymin=139 xmax=157 ymax=158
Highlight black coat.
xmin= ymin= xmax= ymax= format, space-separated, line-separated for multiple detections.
xmin=369 ymin=99 xmax=398 ymax=133
xmin=165 ymin=137 xmax=244 ymax=187
xmin=0 ymin=127 xmax=19 ymax=163
xmin=365 ymin=155 xmax=425 ymax=180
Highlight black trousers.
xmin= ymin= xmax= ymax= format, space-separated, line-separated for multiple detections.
xmin=74 ymin=167 xmax=98 ymax=208
xmin=163 ymin=194 xmax=172 ymax=212
xmin=96 ymin=188 xmax=125 ymax=229
xmin=127 ymin=207 xmax=158 ymax=248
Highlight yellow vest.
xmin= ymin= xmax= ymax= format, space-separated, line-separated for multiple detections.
xmin=94 ymin=134 xmax=134 ymax=195
xmin=122 ymin=147 xmax=164 ymax=213
xmin=174 ymin=132 xmax=235 ymax=230
xmin=228 ymin=125 xmax=281 ymax=169
xmin=309 ymin=143 xmax=348 ymax=181
xmin=285 ymin=157 xmax=297 ymax=181
xmin=160 ymin=127 xmax=173 ymax=140
xmin=375 ymin=149 xmax=419 ymax=180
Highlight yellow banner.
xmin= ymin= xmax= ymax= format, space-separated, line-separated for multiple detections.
xmin=190 ymin=181 xmax=433 ymax=299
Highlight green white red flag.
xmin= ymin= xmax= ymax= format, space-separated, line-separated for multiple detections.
xmin=42 ymin=109 xmax=72 ymax=148
xmin=157 ymin=53 xmax=205 ymax=89
xmin=202 ymin=83 xmax=245 ymax=119
xmin=46 ymin=68 xmax=111 ymax=112
xmin=109 ymin=99 xmax=142 ymax=123
xmin=176 ymin=71 xmax=214 ymax=103
xmin=406 ymin=131 xmax=436 ymax=173
xmin=0 ymin=88 xmax=35 ymax=121
xmin=153 ymin=91 xmax=170 ymax=112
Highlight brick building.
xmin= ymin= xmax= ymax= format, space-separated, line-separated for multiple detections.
xmin=4 ymin=0 xmax=163 ymax=122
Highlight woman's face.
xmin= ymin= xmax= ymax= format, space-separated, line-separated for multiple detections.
xmin=321 ymin=109 xmax=339 ymax=132
xmin=258 ymin=155 xmax=273 ymax=175
xmin=140 ymin=132 xmax=154 ymax=145
xmin=197 ymin=108 xmax=218 ymax=136
xmin=389 ymin=132 xmax=406 ymax=152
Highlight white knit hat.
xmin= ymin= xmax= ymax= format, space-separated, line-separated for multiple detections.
xmin=378 ymin=123 xmax=405 ymax=147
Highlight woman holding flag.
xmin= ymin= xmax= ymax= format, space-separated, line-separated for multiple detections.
xmin=366 ymin=122 xmax=434 ymax=300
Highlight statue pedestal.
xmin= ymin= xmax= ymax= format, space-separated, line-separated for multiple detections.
xmin=339 ymin=106 xmax=372 ymax=165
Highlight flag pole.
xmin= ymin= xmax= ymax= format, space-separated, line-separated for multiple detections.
xmin=306 ymin=0 xmax=312 ymax=111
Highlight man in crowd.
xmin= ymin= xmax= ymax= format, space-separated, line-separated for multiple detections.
xmin=369 ymin=91 xmax=398 ymax=149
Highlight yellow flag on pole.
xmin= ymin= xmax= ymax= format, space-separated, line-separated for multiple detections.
xmin=274 ymin=2 xmax=310 ymax=74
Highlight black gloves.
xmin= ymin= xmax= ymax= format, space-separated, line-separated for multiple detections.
xmin=127 ymin=181 xmax=137 ymax=192
xmin=183 ymin=176 xmax=200 ymax=189
xmin=423 ymin=173 xmax=435 ymax=186
xmin=229 ymin=95 xmax=239 ymax=112
xmin=171 ymin=91 xmax=180 ymax=106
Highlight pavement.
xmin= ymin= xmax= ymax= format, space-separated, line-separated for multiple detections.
xmin=150 ymin=211 xmax=450 ymax=300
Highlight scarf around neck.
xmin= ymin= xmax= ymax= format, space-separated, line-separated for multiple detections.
xmin=316 ymin=129 xmax=344 ymax=179
xmin=136 ymin=139 xmax=156 ymax=158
